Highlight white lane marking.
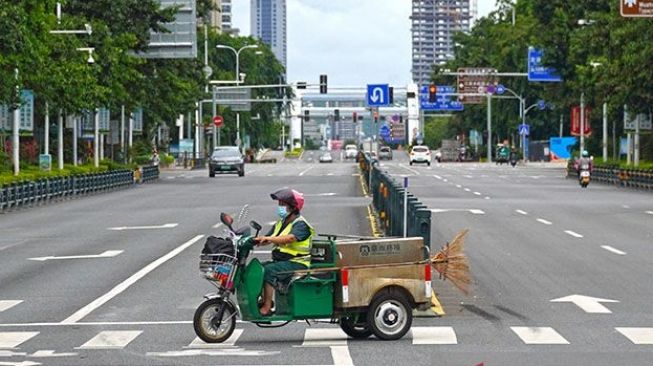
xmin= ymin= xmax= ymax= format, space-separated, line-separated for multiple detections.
xmin=330 ymin=345 xmax=354 ymax=366
xmin=30 ymin=350 xmax=78 ymax=358
xmin=433 ymin=175 xmax=443 ymax=180
xmin=0 ymin=332 xmax=39 ymax=349
xmin=646 ymin=211 xmax=653 ymax=215
xmin=108 ymin=223 xmax=178 ymax=231
xmin=0 ymin=321 xmax=194 ymax=327
xmin=147 ymin=349 xmax=280 ymax=357
xmin=515 ymin=210 xmax=528 ymax=215
xmin=455 ymin=184 xmax=462 ymax=188
xmin=469 ymin=209 xmax=485 ymax=215
xmin=510 ymin=327 xmax=569 ymax=345
xmin=431 ymin=209 xmax=484 ymax=215
xmin=601 ymin=245 xmax=626 ymax=256
xmin=473 ymin=192 xmax=482 ymax=196
xmin=443 ymin=179 xmax=448 ymax=182
xmin=399 ymin=164 xmax=421 ymax=175
xmin=622 ymin=205 xmax=630 ymax=209
xmin=302 ymin=329 xmax=347 ymax=346
xmin=61 ymin=235 xmax=204 ymax=324
xmin=564 ymin=230 xmax=584 ymax=238
xmin=76 ymin=330 xmax=142 ymax=349
xmin=298 ymin=166 xmax=314 ymax=176
xmin=485 ymin=196 xmax=491 ymax=200
xmin=186 ymin=330 xmax=243 ymax=348
xmin=0 ymin=361 xmax=41 ymax=366
xmin=267 ymin=173 xmax=273 ymax=177
xmin=411 ymin=327 xmax=457 ymax=345
xmin=28 ymin=250 xmax=123 ymax=262
xmin=464 ymin=188 xmax=471 ymax=192
xmin=536 ymin=219 xmax=553 ymax=225
xmin=0 ymin=301 xmax=22 ymax=313
xmin=305 ymin=193 xmax=337 ymax=197
xmin=616 ymin=327 xmax=653 ymax=344
xmin=550 ymin=295 xmax=618 ymax=314
xmin=212 ymin=222 xmax=224 ymax=229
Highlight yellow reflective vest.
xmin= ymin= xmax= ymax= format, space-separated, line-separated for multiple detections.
xmin=271 ymin=216 xmax=315 ymax=267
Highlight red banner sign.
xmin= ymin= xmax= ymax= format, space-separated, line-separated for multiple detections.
xmin=571 ymin=106 xmax=592 ymax=136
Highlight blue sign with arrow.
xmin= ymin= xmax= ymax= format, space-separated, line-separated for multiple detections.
xmin=519 ymin=124 xmax=530 ymax=136
xmin=367 ymin=84 xmax=390 ymax=107
xmin=379 ymin=124 xmax=391 ymax=139
xmin=419 ymin=85 xmax=464 ymax=111
xmin=528 ymin=47 xmax=562 ymax=82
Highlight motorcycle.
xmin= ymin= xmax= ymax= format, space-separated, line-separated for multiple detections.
xmin=193 ymin=212 xmax=431 ymax=343
xmin=579 ymin=169 xmax=591 ymax=188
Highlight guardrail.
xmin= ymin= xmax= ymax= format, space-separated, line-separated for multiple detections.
xmin=360 ymin=154 xmax=432 ymax=247
xmin=1 ymin=167 xmax=159 ymax=213
xmin=566 ymin=162 xmax=653 ymax=190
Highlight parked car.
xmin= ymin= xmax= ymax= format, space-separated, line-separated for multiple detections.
xmin=345 ymin=144 xmax=358 ymax=159
xmin=409 ymin=145 xmax=431 ymax=166
xmin=378 ymin=146 xmax=393 ymax=160
xmin=209 ymin=146 xmax=245 ymax=177
xmin=319 ymin=152 xmax=333 ymax=163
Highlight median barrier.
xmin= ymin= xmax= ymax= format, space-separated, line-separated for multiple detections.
xmin=567 ymin=163 xmax=653 ymax=191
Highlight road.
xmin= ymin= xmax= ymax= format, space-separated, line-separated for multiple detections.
xmin=0 ymin=151 xmax=652 ymax=366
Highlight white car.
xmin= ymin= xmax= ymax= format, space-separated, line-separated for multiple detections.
xmin=319 ymin=152 xmax=333 ymax=163
xmin=344 ymin=145 xmax=358 ymax=159
xmin=410 ymin=145 xmax=431 ymax=166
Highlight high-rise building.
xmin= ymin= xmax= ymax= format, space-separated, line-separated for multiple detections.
xmin=208 ymin=0 xmax=222 ymax=32
xmin=251 ymin=0 xmax=287 ymax=72
xmin=221 ymin=0 xmax=240 ymax=35
xmin=411 ymin=0 xmax=477 ymax=86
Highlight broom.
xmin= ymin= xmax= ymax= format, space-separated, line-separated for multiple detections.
xmin=430 ymin=229 xmax=471 ymax=295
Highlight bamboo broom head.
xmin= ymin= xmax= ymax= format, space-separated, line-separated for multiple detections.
xmin=431 ymin=229 xmax=471 ymax=295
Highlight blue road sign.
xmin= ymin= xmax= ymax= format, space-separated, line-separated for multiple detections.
xmin=496 ymin=85 xmax=506 ymax=95
xmin=367 ymin=84 xmax=390 ymax=107
xmin=537 ymin=99 xmax=546 ymax=110
xmin=519 ymin=124 xmax=530 ymax=136
xmin=528 ymin=47 xmax=562 ymax=82
xmin=419 ymin=85 xmax=464 ymax=111
xmin=379 ymin=124 xmax=391 ymax=139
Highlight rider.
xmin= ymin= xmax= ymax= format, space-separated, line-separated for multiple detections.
xmin=576 ymin=150 xmax=593 ymax=177
xmin=254 ymin=188 xmax=315 ymax=316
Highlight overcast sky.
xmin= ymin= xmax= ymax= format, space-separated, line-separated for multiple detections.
xmin=232 ymin=0 xmax=498 ymax=86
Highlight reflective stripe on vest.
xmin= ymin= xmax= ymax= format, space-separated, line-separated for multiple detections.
xmin=272 ymin=216 xmax=315 ymax=266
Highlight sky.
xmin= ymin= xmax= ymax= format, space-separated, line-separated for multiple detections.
xmin=232 ymin=0 xmax=498 ymax=87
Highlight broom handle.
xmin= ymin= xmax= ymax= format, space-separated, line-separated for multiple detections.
xmin=279 ymin=258 xmax=442 ymax=275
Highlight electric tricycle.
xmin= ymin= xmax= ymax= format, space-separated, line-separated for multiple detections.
xmin=193 ymin=213 xmax=433 ymax=342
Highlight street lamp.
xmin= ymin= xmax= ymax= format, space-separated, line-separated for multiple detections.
xmin=216 ymin=44 xmax=259 ymax=85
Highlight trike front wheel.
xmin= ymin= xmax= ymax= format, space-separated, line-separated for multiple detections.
xmin=193 ymin=298 xmax=237 ymax=343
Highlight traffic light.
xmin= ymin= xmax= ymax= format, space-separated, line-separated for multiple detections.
xmin=389 ymin=87 xmax=394 ymax=104
xmin=373 ymin=110 xmax=379 ymax=123
xmin=352 ymin=112 xmax=357 ymax=123
xmin=428 ymin=84 xmax=437 ymax=103
xmin=304 ymin=110 xmax=310 ymax=122
xmin=334 ymin=109 xmax=340 ymax=121
xmin=319 ymin=74 xmax=327 ymax=94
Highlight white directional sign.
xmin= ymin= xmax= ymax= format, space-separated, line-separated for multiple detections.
xmin=550 ymin=294 xmax=619 ymax=314
xmin=29 ymin=250 xmax=124 ymax=262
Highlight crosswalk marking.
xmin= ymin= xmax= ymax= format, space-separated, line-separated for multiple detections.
xmin=0 ymin=331 xmax=39 ymax=349
xmin=76 ymin=330 xmax=142 ymax=349
xmin=186 ymin=330 xmax=243 ymax=348
xmin=302 ymin=329 xmax=347 ymax=346
xmin=0 ymin=301 xmax=22 ymax=313
xmin=330 ymin=345 xmax=354 ymax=366
xmin=616 ymin=327 xmax=653 ymax=344
xmin=511 ymin=327 xmax=569 ymax=344
xmin=411 ymin=327 xmax=457 ymax=345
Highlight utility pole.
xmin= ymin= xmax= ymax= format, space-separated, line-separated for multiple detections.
xmin=58 ymin=109 xmax=64 ymax=170
xmin=625 ymin=105 xmax=631 ymax=165
xmin=94 ymin=109 xmax=99 ymax=167
xmin=580 ymin=92 xmax=585 ymax=155
xmin=12 ymin=69 xmax=20 ymax=175
xmin=120 ymin=106 xmax=125 ymax=162
xmin=44 ymin=102 xmax=50 ymax=155
xmin=73 ymin=115 xmax=78 ymax=166
xmin=487 ymin=94 xmax=492 ymax=163
xmin=634 ymin=113 xmax=640 ymax=167
xmin=602 ymin=102 xmax=608 ymax=161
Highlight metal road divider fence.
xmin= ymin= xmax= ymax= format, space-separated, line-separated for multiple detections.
xmin=566 ymin=162 xmax=653 ymax=190
xmin=1 ymin=167 xmax=159 ymax=213
xmin=359 ymin=154 xmax=432 ymax=247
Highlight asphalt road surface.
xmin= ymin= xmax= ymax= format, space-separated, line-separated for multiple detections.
xmin=1 ymin=151 xmax=652 ymax=366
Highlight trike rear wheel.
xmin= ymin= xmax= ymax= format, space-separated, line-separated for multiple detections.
xmin=367 ymin=290 xmax=412 ymax=341
xmin=339 ymin=314 xmax=373 ymax=339
xmin=193 ymin=298 xmax=237 ymax=343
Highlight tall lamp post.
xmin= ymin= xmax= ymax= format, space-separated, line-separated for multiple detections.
xmin=215 ymin=44 xmax=259 ymax=148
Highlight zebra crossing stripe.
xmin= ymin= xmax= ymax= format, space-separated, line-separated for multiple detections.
xmin=511 ymin=327 xmax=569 ymax=345
xmin=0 ymin=301 xmax=22 ymax=313
xmin=0 ymin=331 xmax=39 ymax=349
xmin=76 ymin=330 xmax=143 ymax=349
xmin=411 ymin=327 xmax=457 ymax=345
xmin=186 ymin=330 xmax=243 ymax=348
xmin=302 ymin=329 xmax=347 ymax=346
xmin=616 ymin=327 xmax=653 ymax=344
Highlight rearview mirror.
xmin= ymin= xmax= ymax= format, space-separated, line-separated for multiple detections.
xmin=250 ymin=221 xmax=262 ymax=231
xmin=220 ymin=213 xmax=234 ymax=230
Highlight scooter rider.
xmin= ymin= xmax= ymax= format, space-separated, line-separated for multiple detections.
xmin=254 ymin=188 xmax=315 ymax=316
xmin=576 ymin=150 xmax=593 ymax=177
